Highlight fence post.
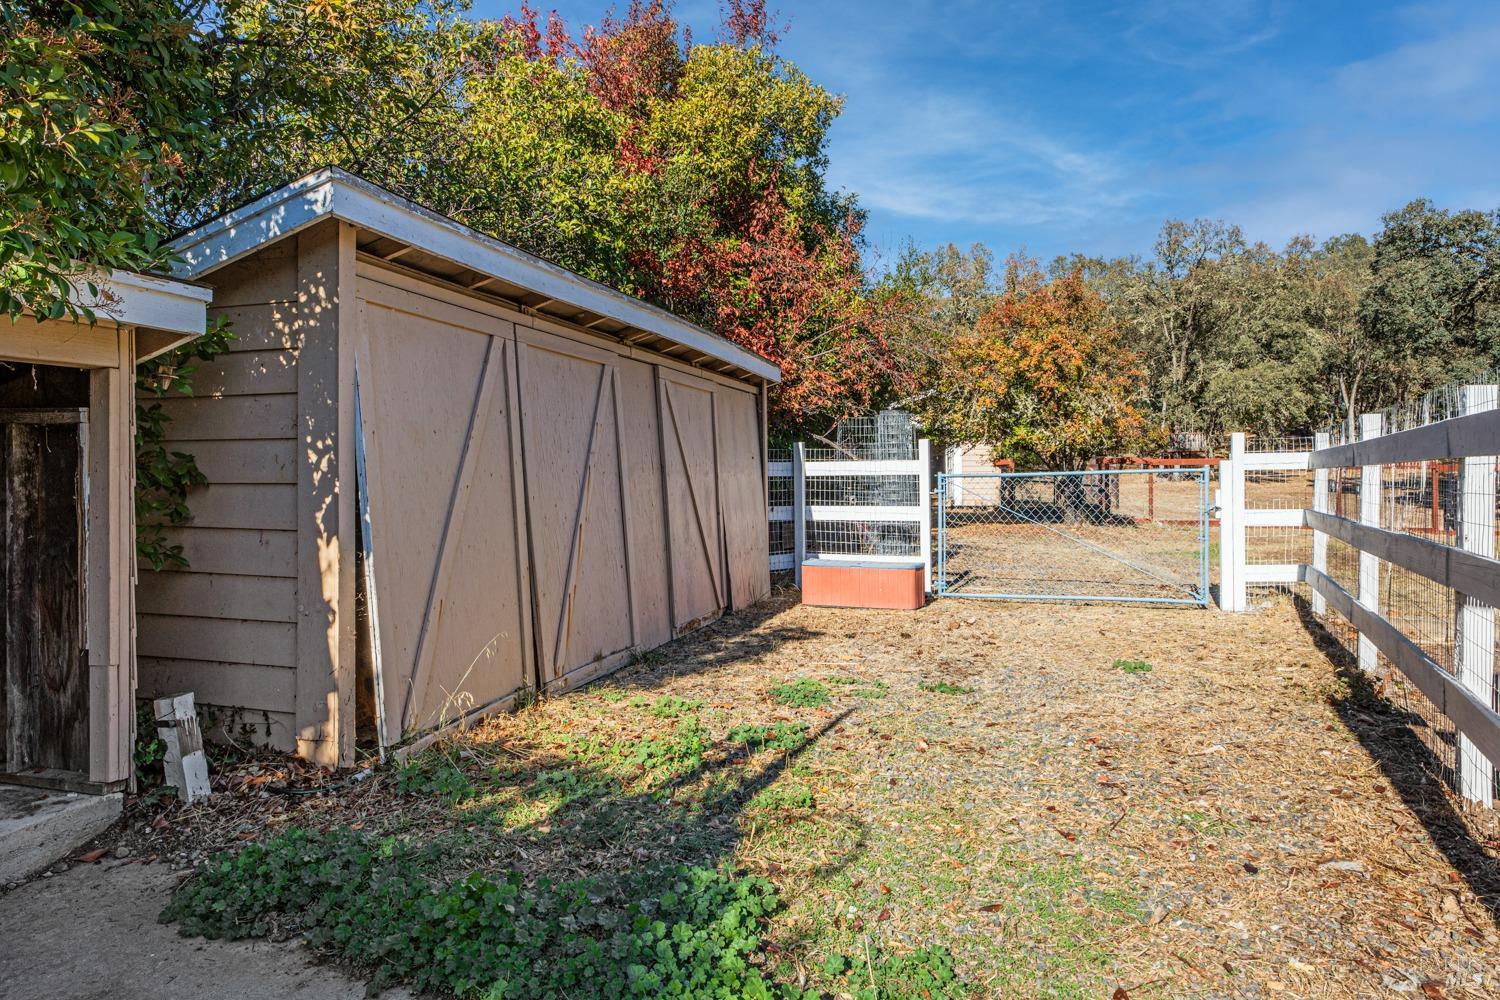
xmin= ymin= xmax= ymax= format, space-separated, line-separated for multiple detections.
xmin=1357 ymin=413 xmax=1383 ymax=675
xmin=918 ymin=438 xmax=933 ymax=595
xmin=1217 ymin=433 xmax=1247 ymax=612
xmin=1311 ymin=430 xmax=1331 ymax=617
xmin=792 ymin=441 xmax=807 ymax=587
xmin=1457 ymin=384 xmax=1498 ymax=806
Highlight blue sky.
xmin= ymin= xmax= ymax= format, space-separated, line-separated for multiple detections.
xmin=468 ymin=1 xmax=1500 ymax=266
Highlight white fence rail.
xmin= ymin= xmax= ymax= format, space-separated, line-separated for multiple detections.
xmin=1221 ymin=385 xmax=1500 ymax=808
xmin=768 ymin=440 xmax=933 ymax=591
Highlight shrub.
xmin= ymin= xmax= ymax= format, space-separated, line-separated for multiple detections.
xmin=1112 ymin=658 xmax=1152 ymax=675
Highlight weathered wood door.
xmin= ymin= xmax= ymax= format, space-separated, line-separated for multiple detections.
xmin=353 ymin=277 xmax=533 ymax=740
xmin=658 ymin=372 xmax=726 ymax=632
xmin=515 ymin=331 xmax=635 ymax=685
xmin=1 ymin=411 xmax=88 ymax=773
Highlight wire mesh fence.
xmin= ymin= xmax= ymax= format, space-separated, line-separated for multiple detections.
xmin=1232 ymin=380 xmax=1500 ymax=841
xmin=768 ymin=448 xmax=794 ymax=575
xmin=803 ymin=410 xmax=920 ymax=462
xmin=937 ymin=468 xmax=1210 ymax=604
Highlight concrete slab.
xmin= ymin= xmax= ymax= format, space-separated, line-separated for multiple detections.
xmin=0 ymin=785 xmax=121 ymax=884
xmin=0 ymin=861 xmax=412 ymax=999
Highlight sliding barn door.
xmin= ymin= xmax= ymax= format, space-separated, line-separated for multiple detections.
xmin=353 ymin=279 xmax=532 ymax=740
xmin=515 ymin=330 xmax=635 ymax=686
xmin=714 ymin=386 xmax=769 ymax=610
xmin=658 ymin=372 xmax=726 ymax=632
xmin=2 ymin=413 xmax=88 ymax=773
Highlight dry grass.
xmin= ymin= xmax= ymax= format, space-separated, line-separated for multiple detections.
xmin=128 ymin=591 xmax=1500 ymax=999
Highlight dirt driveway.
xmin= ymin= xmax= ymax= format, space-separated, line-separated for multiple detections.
xmin=5 ymin=592 xmax=1499 ymax=999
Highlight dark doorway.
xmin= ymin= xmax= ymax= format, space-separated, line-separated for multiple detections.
xmin=1 ymin=362 xmax=90 ymax=779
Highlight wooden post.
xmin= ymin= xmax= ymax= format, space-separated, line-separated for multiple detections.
xmin=1218 ymin=433 xmax=1247 ymax=612
xmin=1311 ymin=431 xmax=1330 ymax=617
xmin=918 ymin=438 xmax=933 ymax=594
xmin=293 ymin=220 xmax=358 ymax=766
xmin=792 ymin=441 xmax=807 ymax=587
xmin=1357 ymin=413 xmax=1383 ymax=676
xmin=154 ymin=692 xmax=211 ymax=804
xmin=1457 ymin=384 xmax=1498 ymax=806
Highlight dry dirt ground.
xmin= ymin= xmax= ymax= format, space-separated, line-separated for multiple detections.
xmin=0 ymin=860 xmax=414 ymax=1000
xmin=10 ymin=591 xmax=1500 ymax=999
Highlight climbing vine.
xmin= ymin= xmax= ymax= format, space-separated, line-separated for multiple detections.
xmin=135 ymin=318 xmax=234 ymax=570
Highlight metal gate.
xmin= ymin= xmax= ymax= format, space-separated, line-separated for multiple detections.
xmin=936 ymin=468 xmax=1210 ymax=605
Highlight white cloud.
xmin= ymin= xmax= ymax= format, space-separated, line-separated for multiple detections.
xmin=826 ymin=93 xmax=1131 ymax=227
xmin=1124 ymin=0 xmax=1286 ymax=68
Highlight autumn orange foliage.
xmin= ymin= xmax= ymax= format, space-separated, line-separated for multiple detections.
xmin=924 ymin=268 xmax=1150 ymax=468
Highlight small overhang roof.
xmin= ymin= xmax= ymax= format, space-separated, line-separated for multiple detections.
xmin=74 ymin=268 xmax=213 ymax=362
xmin=169 ymin=168 xmax=780 ymax=383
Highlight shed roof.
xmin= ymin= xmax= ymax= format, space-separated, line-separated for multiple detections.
xmin=169 ymin=168 xmax=780 ymax=383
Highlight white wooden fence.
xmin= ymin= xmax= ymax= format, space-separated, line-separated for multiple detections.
xmin=1220 ymin=384 xmax=1500 ymax=807
xmin=768 ymin=440 xmax=933 ymax=592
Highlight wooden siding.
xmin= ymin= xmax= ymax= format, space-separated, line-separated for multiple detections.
xmin=715 ymin=385 xmax=769 ymax=610
xmin=136 ymin=240 xmax=303 ymax=753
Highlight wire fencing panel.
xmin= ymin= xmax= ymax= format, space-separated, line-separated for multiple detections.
xmin=937 ymin=468 xmax=1210 ymax=605
xmin=767 ymin=411 xmax=933 ymax=588
xmin=768 ymin=448 xmax=794 ymax=574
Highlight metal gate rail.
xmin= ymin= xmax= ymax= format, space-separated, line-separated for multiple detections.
xmin=936 ymin=467 xmax=1210 ymax=606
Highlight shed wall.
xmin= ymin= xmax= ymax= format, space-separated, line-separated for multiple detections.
xmin=141 ymin=240 xmax=770 ymax=759
xmin=136 ymin=240 xmax=302 ymax=750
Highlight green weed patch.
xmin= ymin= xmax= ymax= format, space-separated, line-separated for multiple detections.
xmin=768 ymin=678 xmax=830 ymax=708
xmin=163 ymin=827 xmax=788 ymax=998
xmin=727 ymin=721 xmax=809 ymax=754
xmin=918 ymin=680 xmax=973 ymax=695
xmin=1112 ymin=658 xmax=1153 ymax=674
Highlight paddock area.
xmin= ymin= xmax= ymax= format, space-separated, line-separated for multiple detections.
xmin=35 ymin=592 xmax=1500 ymax=999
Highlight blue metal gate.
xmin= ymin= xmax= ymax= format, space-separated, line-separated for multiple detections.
xmin=936 ymin=468 xmax=1210 ymax=606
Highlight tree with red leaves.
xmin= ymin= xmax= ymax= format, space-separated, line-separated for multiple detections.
xmin=455 ymin=1 xmax=903 ymax=430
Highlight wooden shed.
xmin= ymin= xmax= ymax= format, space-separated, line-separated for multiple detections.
xmin=2 ymin=271 xmax=209 ymax=794
xmin=146 ymin=168 xmax=778 ymax=766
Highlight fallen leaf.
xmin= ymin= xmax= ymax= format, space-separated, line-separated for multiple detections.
xmin=75 ymin=848 xmax=107 ymax=863
xmin=977 ymin=903 xmax=1005 ymax=913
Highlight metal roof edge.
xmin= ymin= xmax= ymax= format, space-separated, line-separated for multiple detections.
xmin=170 ymin=168 xmax=781 ymax=382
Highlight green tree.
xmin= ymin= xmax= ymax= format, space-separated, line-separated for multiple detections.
xmin=0 ymin=1 xmax=214 ymax=319
xmin=1361 ymin=199 xmax=1500 ymax=407
xmin=915 ymin=263 xmax=1150 ymax=469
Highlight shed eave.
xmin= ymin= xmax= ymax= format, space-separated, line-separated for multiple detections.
xmin=170 ymin=169 xmax=781 ymax=383
xmin=55 ymin=267 xmax=213 ymax=362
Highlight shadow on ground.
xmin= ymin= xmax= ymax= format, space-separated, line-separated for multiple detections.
xmin=1296 ymin=596 xmax=1500 ymax=919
